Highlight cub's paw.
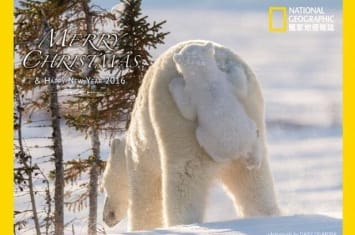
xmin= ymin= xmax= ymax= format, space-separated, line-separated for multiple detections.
xmin=242 ymin=151 xmax=262 ymax=170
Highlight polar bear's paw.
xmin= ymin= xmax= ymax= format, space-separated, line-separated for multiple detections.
xmin=242 ymin=139 xmax=263 ymax=170
xmin=243 ymin=152 xmax=262 ymax=170
xmin=169 ymin=77 xmax=197 ymax=121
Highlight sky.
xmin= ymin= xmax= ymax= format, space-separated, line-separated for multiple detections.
xmin=96 ymin=0 xmax=342 ymax=11
xmin=14 ymin=0 xmax=342 ymax=11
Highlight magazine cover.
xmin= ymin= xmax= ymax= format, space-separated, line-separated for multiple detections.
xmin=6 ymin=0 xmax=350 ymax=234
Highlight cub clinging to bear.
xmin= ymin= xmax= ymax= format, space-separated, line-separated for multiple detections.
xmin=169 ymin=42 xmax=262 ymax=168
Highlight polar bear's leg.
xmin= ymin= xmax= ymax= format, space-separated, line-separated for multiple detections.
xmin=219 ymin=158 xmax=281 ymax=217
xmin=162 ymin=153 xmax=216 ymax=226
xmin=126 ymin=156 xmax=163 ymax=231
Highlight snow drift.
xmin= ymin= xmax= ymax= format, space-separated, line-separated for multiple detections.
xmin=119 ymin=215 xmax=341 ymax=235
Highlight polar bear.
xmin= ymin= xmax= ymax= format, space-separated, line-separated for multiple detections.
xmin=102 ymin=40 xmax=280 ymax=231
xmin=169 ymin=42 xmax=262 ymax=168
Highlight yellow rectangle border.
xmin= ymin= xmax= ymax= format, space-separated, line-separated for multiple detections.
xmin=0 ymin=0 xmax=14 ymax=234
xmin=0 ymin=1 xmax=354 ymax=234
xmin=343 ymin=0 xmax=355 ymax=234
xmin=269 ymin=6 xmax=288 ymax=32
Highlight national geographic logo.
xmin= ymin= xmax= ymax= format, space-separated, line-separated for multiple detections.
xmin=268 ymin=7 xmax=288 ymax=32
xmin=268 ymin=6 xmax=335 ymax=32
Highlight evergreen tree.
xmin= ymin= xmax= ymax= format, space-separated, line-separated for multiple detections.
xmin=63 ymin=0 xmax=168 ymax=233
xmin=63 ymin=0 xmax=168 ymax=234
xmin=113 ymin=0 xmax=169 ymax=128
xmin=15 ymin=1 xmax=64 ymax=234
xmin=15 ymin=0 xmax=168 ymax=234
xmin=15 ymin=1 xmax=80 ymax=233
xmin=14 ymin=87 xmax=41 ymax=235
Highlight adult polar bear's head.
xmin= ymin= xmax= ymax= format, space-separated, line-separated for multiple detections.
xmin=102 ymin=137 xmax=128 ymax=227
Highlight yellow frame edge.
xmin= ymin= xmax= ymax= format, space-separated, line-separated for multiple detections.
xmin=0 ymin=0 xmax=14 ymax=234
xmin=344 ymin=0 xmax=354 ymax=234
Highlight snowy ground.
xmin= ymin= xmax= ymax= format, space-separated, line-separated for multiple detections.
xmin=15 ymin=5 xmax=342 ymax=235
xmin=121 ymin=215 xmax=341 ymax=235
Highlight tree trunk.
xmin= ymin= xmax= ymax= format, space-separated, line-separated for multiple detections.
xmin=15 ymin=90 xmax=41 ymax=235
xmin=88 ymin=113 xmax=100 ymax=235
xmin=40 ymin=15 xmax=65 ymax=235
xmin=81 ymin=2 xmax=101 ymax=234
xmin=27 ymin=159 xmax=41 ymax=235
xmin=49 ymin=79 xmax=65 ymax=235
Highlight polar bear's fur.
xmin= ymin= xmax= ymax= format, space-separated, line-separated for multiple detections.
xmin=169 ymin=42 xmax=262 ymax=168
xmin=102 ymin=40 xmax=280 ymax=231
xmin=102 ymin=137 xmax=128 ymax=227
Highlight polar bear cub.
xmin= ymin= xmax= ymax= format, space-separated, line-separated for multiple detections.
xmin=169 ymin=42 xmax=262 ymax=168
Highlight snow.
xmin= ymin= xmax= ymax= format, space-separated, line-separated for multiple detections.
xmin=15 ymin=4 xmax=342 ymax=235
xmin=120 ymin=215 xmax=341 ymax=235
xmin=111 ymin=3 xmax=125 ymax=18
